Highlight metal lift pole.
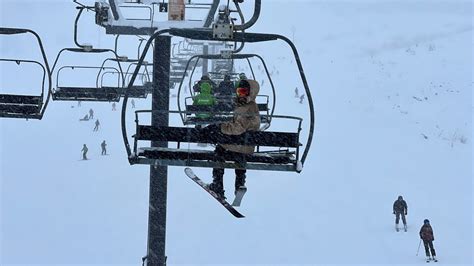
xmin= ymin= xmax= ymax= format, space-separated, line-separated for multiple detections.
xmin=147 ymin=35 xmax=171 ymax=266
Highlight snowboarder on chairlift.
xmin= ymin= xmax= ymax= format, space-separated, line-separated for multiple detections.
xmin=193 ymin=82 xmax=216 ymax=119
xmin=202 ymin=79 xmax=261 ymax=199
xmin=93 ymin=119 xmax=100 ymax=132
xmin=393 ymin=195 xmax=408 ymax=231
xmin=101 ymin=140 xmax=107 ymax=155
xmin=81 ymin=144 xmax=88 ymax=160
xmin=215 ymin=74 xmax=234 ymax=97
xmin=89 ymin=108 xmax=94 ymax=119
xmin=419 ymin=219 xmax=437 ymax=262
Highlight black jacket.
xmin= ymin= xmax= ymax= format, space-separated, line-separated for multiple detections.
xmin=393 ymin=199 xmax=408 ymax=214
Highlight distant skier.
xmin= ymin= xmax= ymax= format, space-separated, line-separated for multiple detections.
xmin=202 ymin=78 xmax=260 ymax=200
xmin=79 ymin=114 xmax=89 ymax=121
xmin=294 ymin=87 xmax=299 ymax=98
xmin=89 ymin=108 xmax=94 ymax=119
xmin=77 ymin=100 xmax=81 ymax=107
xmin=131 ymin=99 xmax=136 ymax=109
xmin=101 ymin=140 xmax=107 ymax=155
xmin=299 ymin=94 xmax=305 ymax=104
xmin=393 ymin=195 xmax=408 ymax=231
xmin=419 ymin=219 xmax=437 ymax=262
xmin=93 ymin=119 xmax=100 ymax=132
xmin=112 ymin=102 xmax=116 ymax=111
xmin=81 ymin=144 xmax=88 ymax=160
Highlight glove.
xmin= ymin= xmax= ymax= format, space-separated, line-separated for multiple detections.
xmin=405 ymin=212 xmax=407 ymax=215
xmin=393 ymin=211 xmax=395 ymax=214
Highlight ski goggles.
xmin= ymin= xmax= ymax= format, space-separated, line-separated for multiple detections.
xmin=236 ymin=87 xmax=250 ymax=97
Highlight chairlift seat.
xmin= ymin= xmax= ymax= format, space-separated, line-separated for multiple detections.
xmin=53 ymin=86 xmax=120 ymax=102
xmin=138 ymin=147 xmax=295 ymax=164
xmin=0 ymin=94 xmax=43 ymax=117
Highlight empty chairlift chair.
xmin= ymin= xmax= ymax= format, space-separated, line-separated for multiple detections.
xmin=0 ymin=28 xmax=52 ymax=119
xmin=51 ymin=47 xmax=125 ymax=102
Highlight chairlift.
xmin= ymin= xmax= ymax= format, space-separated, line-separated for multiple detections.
xmin=0 ymin=27 xmax=52 ymax=120
xmin=120 ymin=28 xmax=314 ymax=173
xmin=176 ymin=53 xmax=275 ymax=126
xmin=51 ymin=47 xmax=125 ymax=102
xmin=98 ymin=58 xmax=153 ymax=98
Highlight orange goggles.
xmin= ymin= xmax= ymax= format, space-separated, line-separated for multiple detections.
xmin=236 ymin=87 xmax=250 ymax=97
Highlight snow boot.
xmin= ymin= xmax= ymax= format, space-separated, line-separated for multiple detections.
xmin=207 ymin=181 xmax=225 ymax=200
xmin=235 ymin=171 xmax=246 ymax=192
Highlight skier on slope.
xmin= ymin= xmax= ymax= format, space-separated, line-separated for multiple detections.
xmin=393 ymin=195 xmax=408 ymax=231
xmin=101 ymin=140 xmax=107 ymax=155
xmin=299 ymin=94 xmax=305 ymax=104
xmin=93 ymin=119 xmax=100 ymax=132
xmin=79 ymin=114 xmax=89 ymax=121
xmin=201 ymin=78 xmax=260 ymax=199
xmin=81 ymin=144 xmax=88 ymax=160
xmin=419 ymin=219 xmax=437 ymax=262
xmin=89 ymin=108 xmax=94 ymax=119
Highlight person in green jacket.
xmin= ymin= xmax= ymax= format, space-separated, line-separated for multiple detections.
xmin=193 ymin=81 xmax=216 ymax=119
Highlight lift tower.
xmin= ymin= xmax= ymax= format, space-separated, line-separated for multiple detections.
xmin=93 ymin=1 xmax=220 ymax=265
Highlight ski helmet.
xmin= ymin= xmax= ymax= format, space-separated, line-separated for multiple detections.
xmin=424 ymin=219 xmax=430 ymax=224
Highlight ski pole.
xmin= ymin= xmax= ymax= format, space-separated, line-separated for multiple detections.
xmin=416 ymin=239 xmax=421 ymax=256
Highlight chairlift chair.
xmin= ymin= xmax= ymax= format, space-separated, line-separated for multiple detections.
xmin=0 ymin=27 xmax=52 ymax=120
xmin=120 ymin=28 xmax=314 ymax=173
xmin=51 ymin=47 xmax=125 ymax=102
xmin=176 ymin=53 xmax=275 ymax=126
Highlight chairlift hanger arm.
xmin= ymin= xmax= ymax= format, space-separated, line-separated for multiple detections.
xmin=231 ymin=0 xmax=261 ymax=31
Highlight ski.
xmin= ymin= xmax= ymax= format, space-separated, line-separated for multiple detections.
xmin=184 ymin=168 xmax=245 ymax=218
xmin=232 ymin=186 xmax=247 ymax=207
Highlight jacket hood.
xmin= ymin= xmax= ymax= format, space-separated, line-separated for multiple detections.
xmin=240 ymin=79 xmax=259 ymax=103
xmin=200 ymin=82 xmax=212 ymax=95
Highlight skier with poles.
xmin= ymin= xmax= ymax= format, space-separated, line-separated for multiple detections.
xmin=419 ymin=219 xmax=437 ymax=262
xmin=393 ymin=195 xmax=408 ymax=232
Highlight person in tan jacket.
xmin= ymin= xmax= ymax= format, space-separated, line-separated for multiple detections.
xmin=203 ymin=79 xmax=261 ymax=199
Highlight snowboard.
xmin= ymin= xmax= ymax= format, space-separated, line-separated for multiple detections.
xmin=184 ymin=168 xmax=244 ymax=218
xmin=232 ymin=186 xmax=247 ymax=207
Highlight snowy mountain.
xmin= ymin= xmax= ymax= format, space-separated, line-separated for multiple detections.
xmin=1 ymin=0 xmax=472 ymax=265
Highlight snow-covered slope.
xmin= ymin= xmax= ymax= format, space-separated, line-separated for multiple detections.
xmin=1 ymin=0 xmax=472 ymax=265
